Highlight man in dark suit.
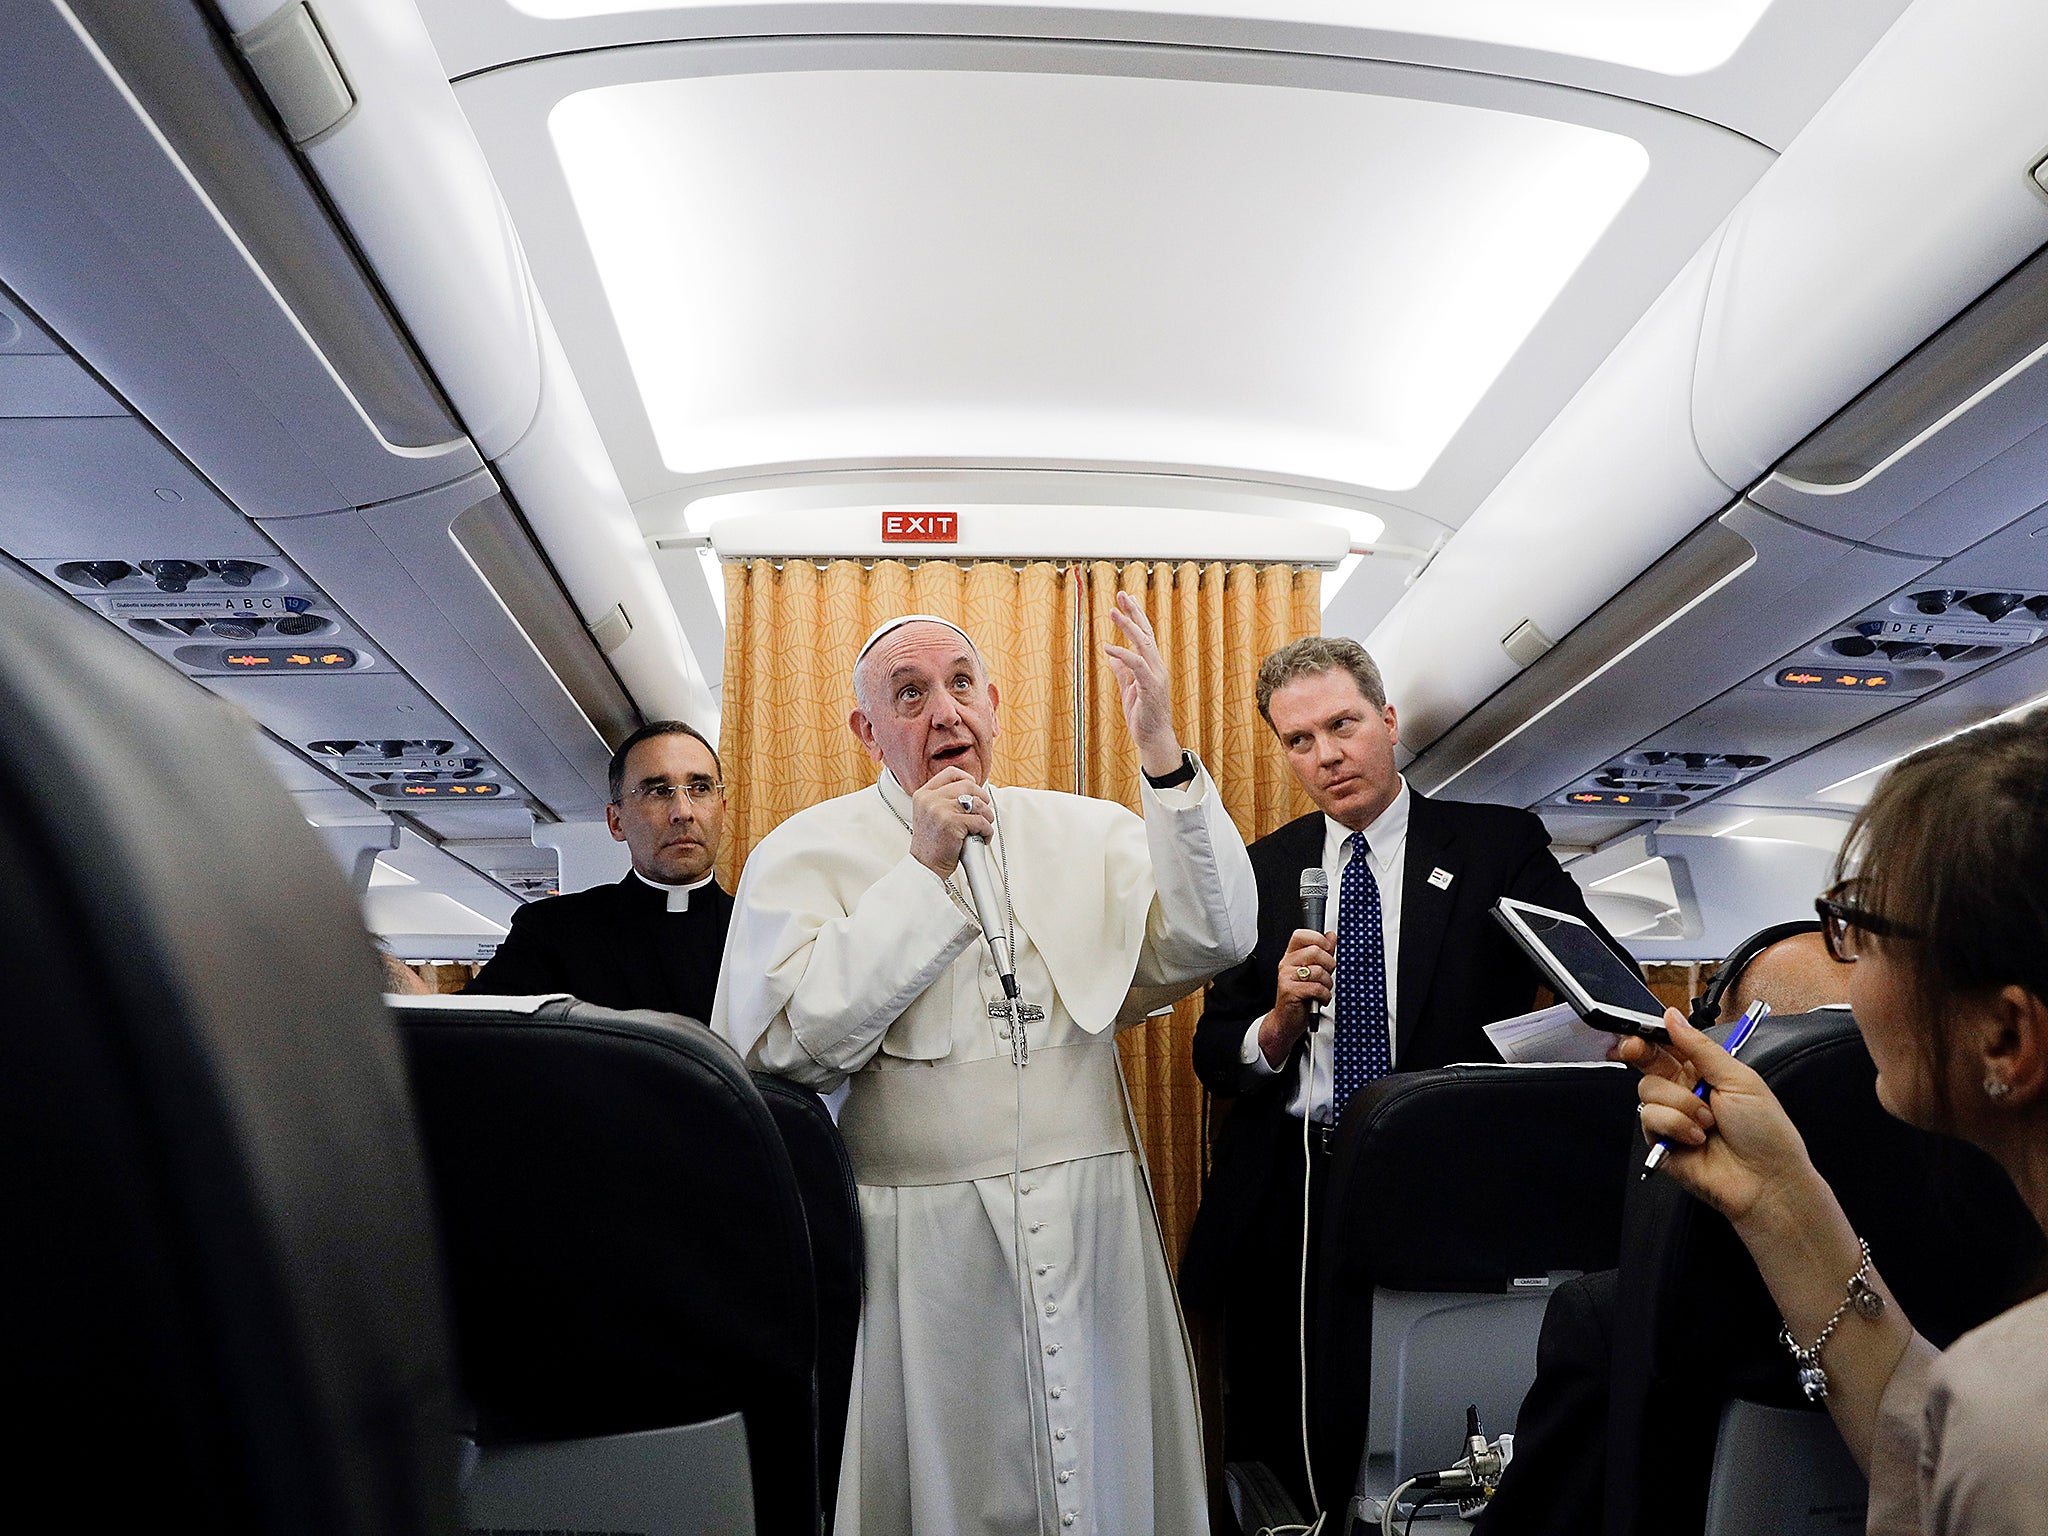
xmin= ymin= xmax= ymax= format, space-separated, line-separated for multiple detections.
xmin=1180 ymin=636 xmax=1624 ymax=1504
xmin=465 ymin=721 xmax=731 ymax=1021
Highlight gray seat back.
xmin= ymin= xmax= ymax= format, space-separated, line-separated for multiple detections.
xmin=461 ymin=1415 xmax=756 ymax=1536
xmin=0 ymin=571 xmax=458 ymax=1533
xmin=1315 ymin=1063 xmax=1640 ymax=1504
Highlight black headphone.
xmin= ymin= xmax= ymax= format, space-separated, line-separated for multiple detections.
xmin=1687 ymin=919 xmax=1825 ymax=1031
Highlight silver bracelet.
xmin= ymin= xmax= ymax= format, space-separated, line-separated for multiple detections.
xmin=1779 ymin=1236 xmax=1886 ymax=1403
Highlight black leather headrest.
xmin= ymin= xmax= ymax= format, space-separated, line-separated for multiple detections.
xmin=394 ymin=1000 xmax=819 ymax=1536
xmin=1324 ymin=1064 xmax=1642 ymax=1292
xmin=0 ymin=572 xmax=457 ymax=1534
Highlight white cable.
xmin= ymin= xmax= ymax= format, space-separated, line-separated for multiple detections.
xmin=986 ymin=794 xmax=1050 ymax=1536
xmin=1015 ymin=1048 xmax=1050 ymax=1535
xmin=1380 ymin=1476 xmax=1424 ymax=1536
xmin=1298 ymin=1095 xmax=1321 ymax=1527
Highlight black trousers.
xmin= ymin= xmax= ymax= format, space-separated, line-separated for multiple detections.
xmin=1216 ymin=1123 xmax=1331 ymax=1515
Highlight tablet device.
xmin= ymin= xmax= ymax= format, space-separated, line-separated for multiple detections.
xmin=1491 ymin=896 xmax=1669 ymax=1038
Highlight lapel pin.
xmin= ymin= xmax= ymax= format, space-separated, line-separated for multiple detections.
xmin=1428 ymin=866 xmax=1454 ymax=890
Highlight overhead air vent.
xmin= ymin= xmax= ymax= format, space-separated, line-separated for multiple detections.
xmin=307 ymin=739 xmax=460 ymax=760
xmin=37 ymin=551 xmax=379 ymax=675
xmin=54 ymin=557 xmax=286 ymax=594
xmin=1556 ymin=750 xmax=1772 ymax=815
xmin=301 ymin=738 xmax=515 ymax=803
xmin=1776 ymin=584 xmax=2048 ymax=696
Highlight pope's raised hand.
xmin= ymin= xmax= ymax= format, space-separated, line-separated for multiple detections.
xmin=1103 ymin=591 xmax=1184 ymax=779
xmin=909 ymin=766 xmax=993 ymax=879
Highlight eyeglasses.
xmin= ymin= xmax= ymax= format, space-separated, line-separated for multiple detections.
xmin=622 ymin=780 xmax=724 ymax=806
xmin=1814 ymin=882 xmax=1921 ymax=962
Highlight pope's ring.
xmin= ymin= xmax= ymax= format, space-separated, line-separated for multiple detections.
xmin=1295 ymin=965 xmax=1315 ymax=981
xmin=958 ymin=794 xmax=977 ymax=812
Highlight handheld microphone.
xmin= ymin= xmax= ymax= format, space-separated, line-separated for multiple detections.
xmin=1300 ymin=867 xmax=1329 ymax=1031
xmin=957 ymin=803 xmax=1019 ymax=1001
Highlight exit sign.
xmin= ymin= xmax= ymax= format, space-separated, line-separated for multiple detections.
xmin=881 ymin=511 xmax=958 ymax=544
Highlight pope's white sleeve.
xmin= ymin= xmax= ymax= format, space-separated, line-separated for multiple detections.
xmin=1132 ymin=759 xmax=1259 ymax=986
xmin=730 ymin=851 xmax=979 ymax=1088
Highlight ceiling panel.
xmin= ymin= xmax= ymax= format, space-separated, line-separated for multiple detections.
xmin=550 ymin=68 xmax=1646 ymax=491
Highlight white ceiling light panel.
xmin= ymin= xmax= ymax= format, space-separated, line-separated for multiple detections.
xmin=511 ymin=0 xmax=1776 ymax=77
xmin=549 ymin=69 xmax=1647 ymax=490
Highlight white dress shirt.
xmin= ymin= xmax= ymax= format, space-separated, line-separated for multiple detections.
xmin=1238 ymin=779 xmax=1411 ymax=1122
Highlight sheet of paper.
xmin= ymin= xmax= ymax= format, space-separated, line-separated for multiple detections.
xmin=1482 ymin=1001 xmax=1619 ymax=1064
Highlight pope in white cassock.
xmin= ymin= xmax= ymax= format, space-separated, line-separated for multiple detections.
xmin=714 ymin=595 xmax=1257 ymax=1536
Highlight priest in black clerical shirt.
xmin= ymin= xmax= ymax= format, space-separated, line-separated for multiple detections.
xmin=465 ymin=720 xmax=732 ymax=1022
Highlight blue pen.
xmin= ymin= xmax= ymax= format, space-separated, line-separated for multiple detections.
xmin=1642 ymin=1000 xmax=1771 ymax=1177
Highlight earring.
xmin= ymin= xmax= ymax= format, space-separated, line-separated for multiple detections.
xmin=1984 ymin=1075 xmax=2012 ymax=1100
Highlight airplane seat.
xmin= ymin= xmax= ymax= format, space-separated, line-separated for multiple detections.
xmin=1309 ymin=1064 xmax=1642 ymax=1514
xmin=752 ymin=1072 xmax=864 ymax=1529
xmin=392 ymin=998 xmax=820 ymax=1536
xmin=1604 ymin=1007 xmax=2048 ymax=1536
xmin=0 ymin=574 xmax=459 ymax=1533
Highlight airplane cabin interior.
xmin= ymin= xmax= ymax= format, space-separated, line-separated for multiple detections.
xmin=4 ymin=0 xmax=2048 ymax=1532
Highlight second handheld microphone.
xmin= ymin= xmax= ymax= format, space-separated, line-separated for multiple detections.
xmin=1299 ymin=866 xmax=1329 ymax=1031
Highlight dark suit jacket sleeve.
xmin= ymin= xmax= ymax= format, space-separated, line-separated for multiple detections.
xmin=1193 ymin=944 xmax=1284 ymax=1098
xmin=464 ymin=902 xmax=571 ymax=996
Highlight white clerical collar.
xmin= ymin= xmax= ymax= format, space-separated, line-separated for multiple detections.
xmin=1325 ymin=776 xmax=1410 ymax=867
xmin=633 ymin=868 xmax=715 ymax=913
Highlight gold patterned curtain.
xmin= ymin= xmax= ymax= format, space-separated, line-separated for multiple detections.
xmin=716 ymin=554 xmax=1320 ymax=1266
xmin=1078 ymin=563 xmax=1320 ymax=1265
xmin=717 ymin=557 xmax=1077 ymax=885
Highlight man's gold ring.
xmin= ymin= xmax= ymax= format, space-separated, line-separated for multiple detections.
xmin=1295 ymin=965 xmax=1314 ymax=981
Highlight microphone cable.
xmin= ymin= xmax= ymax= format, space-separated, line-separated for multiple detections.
xmin=979 ymin=794 xmax=1053 ymax=1536
xmin=1295 ymin=867 xmax=1331 ymax=1533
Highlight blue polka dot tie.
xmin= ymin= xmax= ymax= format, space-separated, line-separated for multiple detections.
xmin=1331 ymin=831 xmax=1391 ymax=1115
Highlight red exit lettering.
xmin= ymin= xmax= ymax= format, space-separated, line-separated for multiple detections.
xmin=881 ymin=511 xmax=959 ymax=544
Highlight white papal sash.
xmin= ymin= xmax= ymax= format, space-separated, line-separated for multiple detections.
xmin=838 ymin=1040 xmax=1131 ymax=1186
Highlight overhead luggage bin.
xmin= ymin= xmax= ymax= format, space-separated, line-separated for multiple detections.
xmin=1377 ymin=0 xmax=2048 ymax=760
xmin=1748 ymin=244 xmax=2048 ymax=559
xmin=0 ymin=0 xmax=480 ymax=516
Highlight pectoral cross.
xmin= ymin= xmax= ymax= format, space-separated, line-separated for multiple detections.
xmin=989 ymin=999 xmax=1045 ymax=1066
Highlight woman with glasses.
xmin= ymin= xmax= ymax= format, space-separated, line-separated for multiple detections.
xmin=1617 ymin=714 xmax=2048 ymax=1534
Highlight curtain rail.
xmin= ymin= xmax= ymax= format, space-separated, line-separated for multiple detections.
xmin=724 ymin=555 xmax=1329 ymax=572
